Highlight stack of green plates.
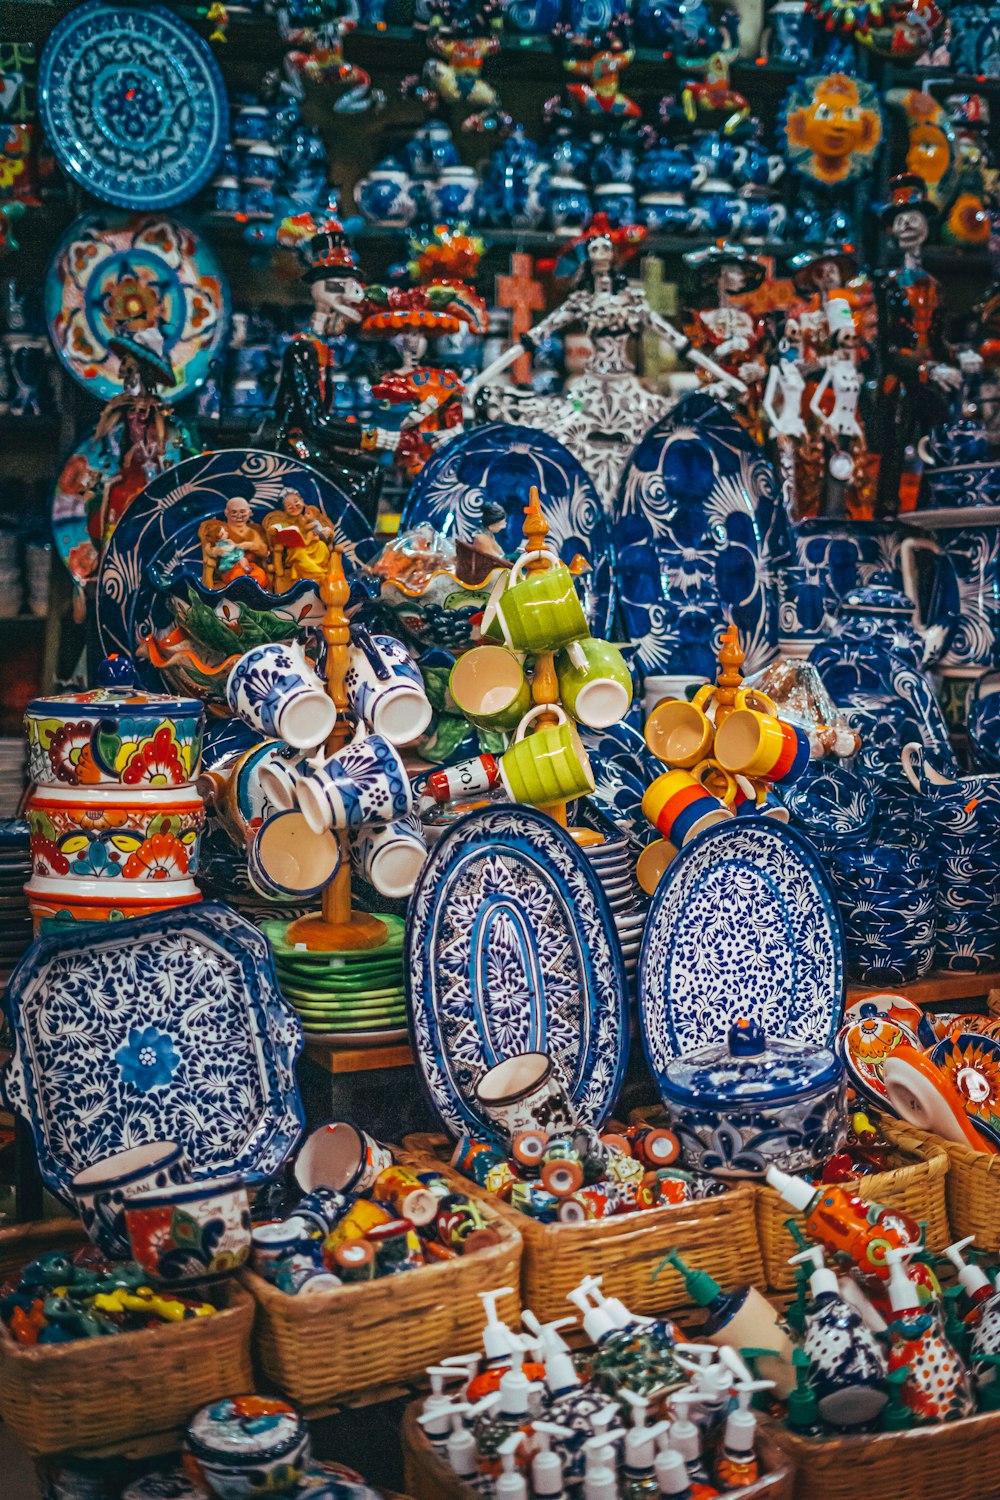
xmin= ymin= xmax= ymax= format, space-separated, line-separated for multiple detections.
xmin=260 ymin=915 xmax=408 ymax=1047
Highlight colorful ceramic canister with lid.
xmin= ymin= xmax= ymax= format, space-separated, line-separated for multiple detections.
xmin=656 ymin=1019 xmax=846 ymax=1177
xmin=25 ymin=670 xmax=203 ymax=789
xmin=25 ymin=873 xmax=202 ymax=932
xmin=27 ymin=785 xmax=206 ymax=881
xmin=126 ymin=1176 xmax=252 ymax=1283
xmin=185 ymin=1396 xmax=310 ymax=1499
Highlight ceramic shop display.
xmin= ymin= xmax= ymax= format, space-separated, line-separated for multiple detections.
xmin=406 ymin=804 xmax=629 ymax=1139
xmin=38 ymin=1 xmax=228 ymax=210
xmin=1 ymin=902 xmax=304 ymax=1200
xmin=44 ymin=212 xmax=230 ymax=403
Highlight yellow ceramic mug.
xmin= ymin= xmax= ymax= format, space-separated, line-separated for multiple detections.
xmin=644 ymin=684 xmax=716 ymax=768
xmin=713 ymin=689 xmax=811 ymax=785
xmin=498 ymin=704 xmax=596 ymax=806
xmin=642 ymin=766 xmax=733 ymax=846
xmin=636 ymin=838 xmax=679 ymax=896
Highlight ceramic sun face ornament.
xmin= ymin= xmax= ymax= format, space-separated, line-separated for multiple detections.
xmin=782 ymin=73 xmax=883 ymax=187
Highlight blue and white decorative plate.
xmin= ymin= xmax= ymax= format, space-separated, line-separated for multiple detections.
xmin=613 ymin=393 xmax=785 ymax=680
xmin=39 ymin=2 xmax=228 ymax=210
xmin=406 ymin=805 xmax=629 ymax=1137
xmin=96 ymin=449 xmax=376 ymax=676
xmin=399 ymin=423 xmax=614 ymax=638
xmin=1 ymin=902 xmax=303 ymax=1202
xmin=579 ymin=722 xmax=662 ymax=844
xmin=639 ymin=821 xmax=844 ymax=1072
xmin=45 ymin=212 xmax=230 ymax=402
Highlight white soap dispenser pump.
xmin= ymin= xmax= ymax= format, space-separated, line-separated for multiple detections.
xmin=532 ymin=1421 xmax=573 ymax=1499
xmin=583 ymin=1430 xmax=626 ymax=1500
xmin=495 ymin=1434 xmax=528 ymax=1500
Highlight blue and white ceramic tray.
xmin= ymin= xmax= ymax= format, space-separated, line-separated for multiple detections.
xmin=406 ymin=805 xmax=629 ymax=1137
xmin=639 ymin=820 xmax=844 ymax=1075
xmin=399 ymin=423 xmax=614 ymax=638
xmin=1 ymin=902 xmax=304 ymax=1202
xmin=39 ymin=1 xmax=228 ymax=210
xmin=579 ymin=722 xmax=662 ymax=845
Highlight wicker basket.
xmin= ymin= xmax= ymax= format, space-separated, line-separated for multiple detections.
xmin=242 ymin=1199 xmax=521 ymax=1411
xmin=877 ymin=1113 xmax=1000 ymax=1253
xmin=402 ymin=1132 xmax=763 ymax=1326
xmin=755 ymin=1122 xmax=951 ymax=1293
xmin=0 ymin=1215 xmax=87 ymax=1283
xmin=0 ymin=1221 xmax=254 ymax=1457
xmin=402 ymin=1397 xmax=794 ymax=1499
xmin=765 ymin=1407 xmax=1000 ymax=1500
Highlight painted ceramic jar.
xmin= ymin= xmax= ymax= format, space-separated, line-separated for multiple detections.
xmin=25 ymin=874 xmax=202 ymax=933
xmin=185 ymin=1397 xmax=310 ymax=1499
xmin=658 ymin=1020 xmax=846 ymax=1177
xmin=126 ymin=1176 xmax=252 ymax=1283
xmin=27 ymin=785 xmax=205 ymax=881
xmin=25 ymin=685 xmax=203 ymax=789
xmin=355 ymin=166 xmax=417 ymax=226
xmin=549 ymin=177 xmax=592 ymax=232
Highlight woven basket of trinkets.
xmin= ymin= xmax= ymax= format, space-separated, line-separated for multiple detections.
xmin=0 ymin=1218 xmax=255 ymax=1457
xmin=402 ymin=1132 xmax=763 ymax=1327
xmin=400 ymin=1395 xmax=795 ymax=1499
xmin=241 ymin=1195 xmax=521 ymax=1413
xmin=878 ymin=1112 xmax=1000 ymax=1254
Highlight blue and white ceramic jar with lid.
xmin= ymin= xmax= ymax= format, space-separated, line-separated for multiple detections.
xmin=657 ymin=1019 xmax=846 ymax=1178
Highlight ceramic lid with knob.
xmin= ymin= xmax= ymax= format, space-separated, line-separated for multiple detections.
xmin=27 ymin=655 xmax=202 ymax=721
xmin=659 ymin=1019 xmax=842 ymax=1105
xmin=186 ymin=1395 xmax=307 ymax=1467
xmin=837 ymin=576 xmax=916 ymax=620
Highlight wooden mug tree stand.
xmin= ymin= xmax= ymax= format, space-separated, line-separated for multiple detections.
xmin=285 ymin=549 xmax=389 ymax=953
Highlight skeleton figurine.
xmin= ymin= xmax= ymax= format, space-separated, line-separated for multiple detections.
xmin=468 ymin=217 xmax=743 ymax=511
xmin=683 ymin=242 xmax=768 ymax=441
xmin=809 ymin=299 xmax=868 ymax=518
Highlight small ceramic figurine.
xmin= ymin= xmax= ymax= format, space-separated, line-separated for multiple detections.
xmin=199 ymin=497 xmax=270 ymax=588
xmin=279 ymin=0 xmax=384 ymax=111
xmin=875 ymin=174 xmax=983 ymax=512
xmin=263 ymin=487 xmax=335 ymax=588
xmin=405 ymin=0 xmax=504 ymax=121
xmin=680 ymin=53 xmax=751 ymax=136
xmin=782 ymin=71 xmax=883 ymax=188
xmin=92 ymin=328 xmax=185 ymax=548
xmin=808 ymin=301 xmax=870 ymax=519
xmin=684 ymin=243 xmax=767 ymax=440
xmin=558 ymin=23 xmax=641 ymax=122
xmin=470 ymin=218 xmax=743 ymax=508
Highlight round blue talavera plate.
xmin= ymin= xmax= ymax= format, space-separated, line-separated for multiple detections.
xmin=405 ymin=804 xmax=629 ymax=1137
xmin=639 ymin=820 xmax=845 ymax=1081
xmin=38 ymin=1 xmax=228 ymax=210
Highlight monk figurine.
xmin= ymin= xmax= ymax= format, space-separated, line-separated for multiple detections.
xmin=263 ymin=486 xmax=335 ymax=589
xmin=199 ymin=497 xmax=270 ymax=588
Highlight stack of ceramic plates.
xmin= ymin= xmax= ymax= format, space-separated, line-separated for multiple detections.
xmin=0 ymin=739 xmax=26 ymax=818
xmin=0 ymin=821 xmax=32 ymax=997
xmin=582 ymin=835 xmax=648 ymax=985
xmin=260 ymin=914 xmax=408 ymax=1047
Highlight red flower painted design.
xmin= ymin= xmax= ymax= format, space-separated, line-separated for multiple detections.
xmin=122 ymin=726 xmax=186 ymax=787
xmin=122 ymin=831 xmax=189 ymax=880
xmin=47 ymin=722 xmax=93 ymax=785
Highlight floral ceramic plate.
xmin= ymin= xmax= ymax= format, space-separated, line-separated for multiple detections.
xmin=613 ymin=393 xmax=785 ymax=680
xmin=399 ymin=423 xmax=614 ymax=638
xmin=930 ymin=1032 xmax=1000 ymax=1150
xmin=38 ymin=2 xmax=227 ymax=210
xmin=96 ymin=449 xmax=375 ymax=676
xmin=406 ymin=805 xmax=629 ymax=1137
xmin=835 ymin=1014 xmax=920 ymax=1106
xmin=44 ymin=212 xmax=229 ymax=402
xmin=640 ymin=820 xmax=844 ymax=1071
xmin=1 ymin=902 xmax=304 ymax=1201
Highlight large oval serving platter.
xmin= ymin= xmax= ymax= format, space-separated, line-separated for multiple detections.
xmin=1 ymin=902 xmax=304 ymax=1201
xmin=399 ymin=422 xmax=614 ymax=638
xmin=639 ymin=821 xmax=844 ymax=1084
xmin=406 ymin=805 xmax=629 ymax=1136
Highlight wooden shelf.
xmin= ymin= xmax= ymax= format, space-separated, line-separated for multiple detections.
xmin=847 ymin=971 xmax=1000 ymax=1006
xmin=305 ymin=1041 xmax=414 ymax=1074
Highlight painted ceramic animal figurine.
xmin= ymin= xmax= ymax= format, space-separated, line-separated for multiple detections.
xmin=279 ymin=3 xmax=384 ymax=111
xmin=405 ymin=0 xmax=504 ymax=117
xmin=559 ymin=25 xmax=641 ymax=121
xmin=681 ymin=54 xmax=751 ymax=136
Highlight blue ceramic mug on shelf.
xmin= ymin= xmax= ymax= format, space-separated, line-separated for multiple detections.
xmin=590 ymin=140 xmax=637 ymax=185
xmin=638 ymin=192 xmax=695 ymax=233
xmin=637 ymin=147 xmax=706 ymax=194
xmin=591 ymin=183 xmax=636 ymax=228
xmin=549 ymin=177 xmax=592 ymax=231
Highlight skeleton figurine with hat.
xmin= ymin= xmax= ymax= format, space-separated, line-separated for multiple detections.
xmin=684 ymin=242 xmax=768 ymax=441
xmin=874 ymin=173 xmax=983 ymax=512
xmin=808 ymin=297 xmax=870 ymax=519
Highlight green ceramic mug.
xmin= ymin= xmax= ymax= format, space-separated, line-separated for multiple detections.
xmin=556 ymin=638 xmax=633 ymax=729
xmin=481 ymin=550 xmax=590 ymax=653
xmin=449 ymin=646 xmax=532 ymax=733
xmin=499 ymin=704 xmax=596 ymax=806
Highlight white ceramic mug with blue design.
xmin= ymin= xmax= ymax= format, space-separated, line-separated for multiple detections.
xmin=247 ymin=809 xmax=342 ymax=900
xmin=71 ymin=1141 xmax=189 ymax=1259
xmin=345 ymin=629 xmax=432 ymax=746
xmin=294 ymin=726 xmax=413 ymax=834
xmin=349 ymin=812 xmax=427 ymax=898
xmin=226 ymin=642 xmax=336 ymax=750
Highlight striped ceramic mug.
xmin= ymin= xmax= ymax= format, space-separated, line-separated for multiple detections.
xmin=642 ymin=767 xmax=734 ymax=846
xmin=713 ymin=690 xmax=810 ymax=785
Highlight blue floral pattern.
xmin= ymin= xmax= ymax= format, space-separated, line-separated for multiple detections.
xmin=1 ymin=902 xmax=304 ymax=1200
xmin=639 ymin=821 xmax=844 ymax=1071
xmin=406 ymin=806 xmax=628 ymax=1136
xmin=579 ymin=723 xmax=662 ymax=844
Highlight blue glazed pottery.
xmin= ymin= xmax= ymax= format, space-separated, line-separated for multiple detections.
xmin=614 ymin=393 xmax=783 ymax=679
xmin=406 ymin=806 xmax=629 ymax=1137
xmin=590 ymin=139 xmax=637 ymax=185
xmin=637 ymin=193 xmax=695 ymax=233
xmin=405 ymin=122 xmax=459 ymax=180
xmin=355 ymin=164 xmax=417 ymax=226
xmin=504 ymin=0 xmax=562 ymax=31
xmin=590 ymin=183 xmax=635 ymax=229
xmin=549 ymin=177 xmax=592 ymax=232
xmin=968 ymin=673 xmax=1000 ymax=770
xmin=38 ymin=1 xmax=229 ymax=211
xmin=636 ymin=145 xmax=705 ymax=194
xmin=765 ymin=0 xmax=817 ymax=67
xmin=779 ymin=763 xmax=874 ymax=839
xmin=563 ymin=0 xmax=621 ymax=31
xmin=947 ymin=4 xmax=1000 ymax=77
xmin=691 ymin=179 xmax=742 ymax=235
xmin=900 ymin=521 xmax=1000 ymax=674
xmin=70 ymin=1140 xmax=189 ymax=1259
xmin=656 ymin=1020 xmax=846 ymax=1178
xmin=430 ymin=167 xmax=479 ymax=224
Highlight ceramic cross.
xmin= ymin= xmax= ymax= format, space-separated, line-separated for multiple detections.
xmin=495 ymin=253 xmax=545 ymax=386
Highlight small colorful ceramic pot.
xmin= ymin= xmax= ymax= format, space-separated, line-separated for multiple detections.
xmin=126 ymin=1177 xmax=252 ymax=1283
xmin=26 ymin=873 xmax=202 ymax=932
xmin=27 ymin=785 xmax=205 ymax=881
xmin=474 ymin=1052 xmax=577 ymax=1144
xmin=25 ymin=685 xmax=203 ymax=789
xmin=71 ymin=1141 xmax=189 ymax=1258
xmin=186 ymin=1397 xmax=310 ymax=1499
xmin=251 ymin=1217 xmax=323 ymax=1282
xmin=227 ymin=643 xmax=336 ymax=750
xmin=293 ymin=1188 xmax=350 ymax=1235
xmin=293 ymin=1121 xmax=395 ymax=1195
xmin=344 ymin=632 xmax=431 ymax=747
